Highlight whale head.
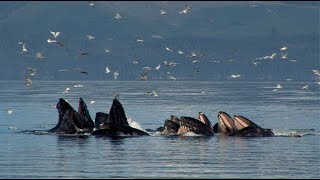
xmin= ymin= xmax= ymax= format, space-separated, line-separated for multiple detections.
xmin=217 ymin=111 xmax=236 ymax=134
xmin=78 ymin=97 xmax=94 ymax=130
xmin=106 ymin=98 xmax=129 ymax=127
xmin=198 ymin=112 xmax=212 ymax=127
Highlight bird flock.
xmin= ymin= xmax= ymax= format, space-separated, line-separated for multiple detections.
xmin=8 ymin=1 xmax=320 ymax=120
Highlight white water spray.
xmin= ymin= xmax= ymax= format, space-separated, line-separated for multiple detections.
xmin=127 ymin=117 xmax=146 ymax=132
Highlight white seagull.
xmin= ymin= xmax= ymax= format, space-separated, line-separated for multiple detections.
xmin=177 ymin=50 xmax=184 ymax=54
xmin=114 ymin=71 xmax=119 ymax=80
xmin=50 ymin=31 xmax=60 ymax=38
xmin=47 ymin=38 xmax=57 ymax=43
xmin=35 ymin=52 xmax=45 ymax=60
xmin=169 ymin=75 xmax=176 ymax=81
xmin=155 ymin=64 xmax=161 ymax=70
xmin=160 ymin=9 xmax=167 ymax=15
xmin=86 ymin=34 xmax=95 ymax=40
xmin=105 ymin=66 xmax=111 ymax=73
xmin=165 ymin=46 xmax=172 ymax=52
xmin=275 ymin=84 xmax=283 ymax=89
xmin=89 ymin=1 xmax=94 ymax=7
xmin=311 ymin=69 xmax=320 ymax=76
xmin=301 ymin=85 xmax=309 ymax=90
xmin=22 ymin=43 xmax=28 ymax=53
xmin=280 ymin=46 xmax=287 ymax=51
xmin=281 ymin=53 xmax=288 ymax=59
xmin=230 ymin=74 xmax=241 ymax=79
xmin=7 ymin=109 xmax=14 ymax=115
xmin=132 ymin=60 xmax=140 ymax=64
xmin=63 ymin=87 xmax=71 ymax=93
xmin=136 ymin=38 xmax=143 ymax=42
xmin=146 ymin=90 xmax=159 ymax=97
xmin=140 ymin=72 xmax=148 ymax=81
xmin=115 ymin=13 xmax=122 ymax=19
xmin=179 ymin=6 xmax=191 ymax=14
xmin=143 ymin=66 xmax=152 ymax=71
xmin=73 ymin=84 xmax=84 ymax=88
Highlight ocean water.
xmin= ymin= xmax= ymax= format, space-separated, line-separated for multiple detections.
xmin=0 ymin=81 xmax=319 ymax=178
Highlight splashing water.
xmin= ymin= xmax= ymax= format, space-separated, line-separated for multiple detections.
xmin=127 ymin=117 xmax=145 ymax=132
xmin=181 ymin=132 xmax=203 ymax=136
xmin=272 ymin=129 xmax=319 ymax=137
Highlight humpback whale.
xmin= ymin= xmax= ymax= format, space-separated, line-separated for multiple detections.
xmin=215 ymin=111 xmax=237 ymax=135
xmin=233 ymin=115 xmax=274 ymax=137
xmin=157 ymin=113 xmax=214 ymax=136
xmin=46 ymin=97 xmax=273 ymax=138
xmin=48 ymin=98 xmax=148 ymax=136
xmin=91 ymin=99 xmax=150 ymax=136
xmin=214 ymin=111 xmax=274 ymax=137
xmin=48 ymin=98 xmax=94 ymax=134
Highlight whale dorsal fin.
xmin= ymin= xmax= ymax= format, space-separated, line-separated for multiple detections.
xmin=106 ymin=99 xmax=129 ymax=127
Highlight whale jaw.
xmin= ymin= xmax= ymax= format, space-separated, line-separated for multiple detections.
xmin=217 ymin=111 xmax=236 ymax=134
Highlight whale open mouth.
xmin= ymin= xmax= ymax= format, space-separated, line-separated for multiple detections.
xmin=233 ymin=115 xmax=250 ymax=131
xmin=198 ymin=112 xmax=212 ymax=127
xmin=217 ymin=111 xmax=236 ymax=133
xmin=233 ymin=115 xmax=262 ymax=131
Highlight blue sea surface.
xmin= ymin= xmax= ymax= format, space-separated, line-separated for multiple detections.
xmin=0 ymin=81 xmax=319 ymax=178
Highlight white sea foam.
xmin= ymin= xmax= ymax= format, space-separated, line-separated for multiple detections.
xmin=127 ymin=117 xmax=145 ymax=132
xmin=181 ymin=132 xmax=203 ymax=136
xmin=275 ymin=129 xmax=320 ymax=137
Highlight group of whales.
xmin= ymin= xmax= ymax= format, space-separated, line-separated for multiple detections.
xmin=47 ymin=97 xmax=274 ymax=137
